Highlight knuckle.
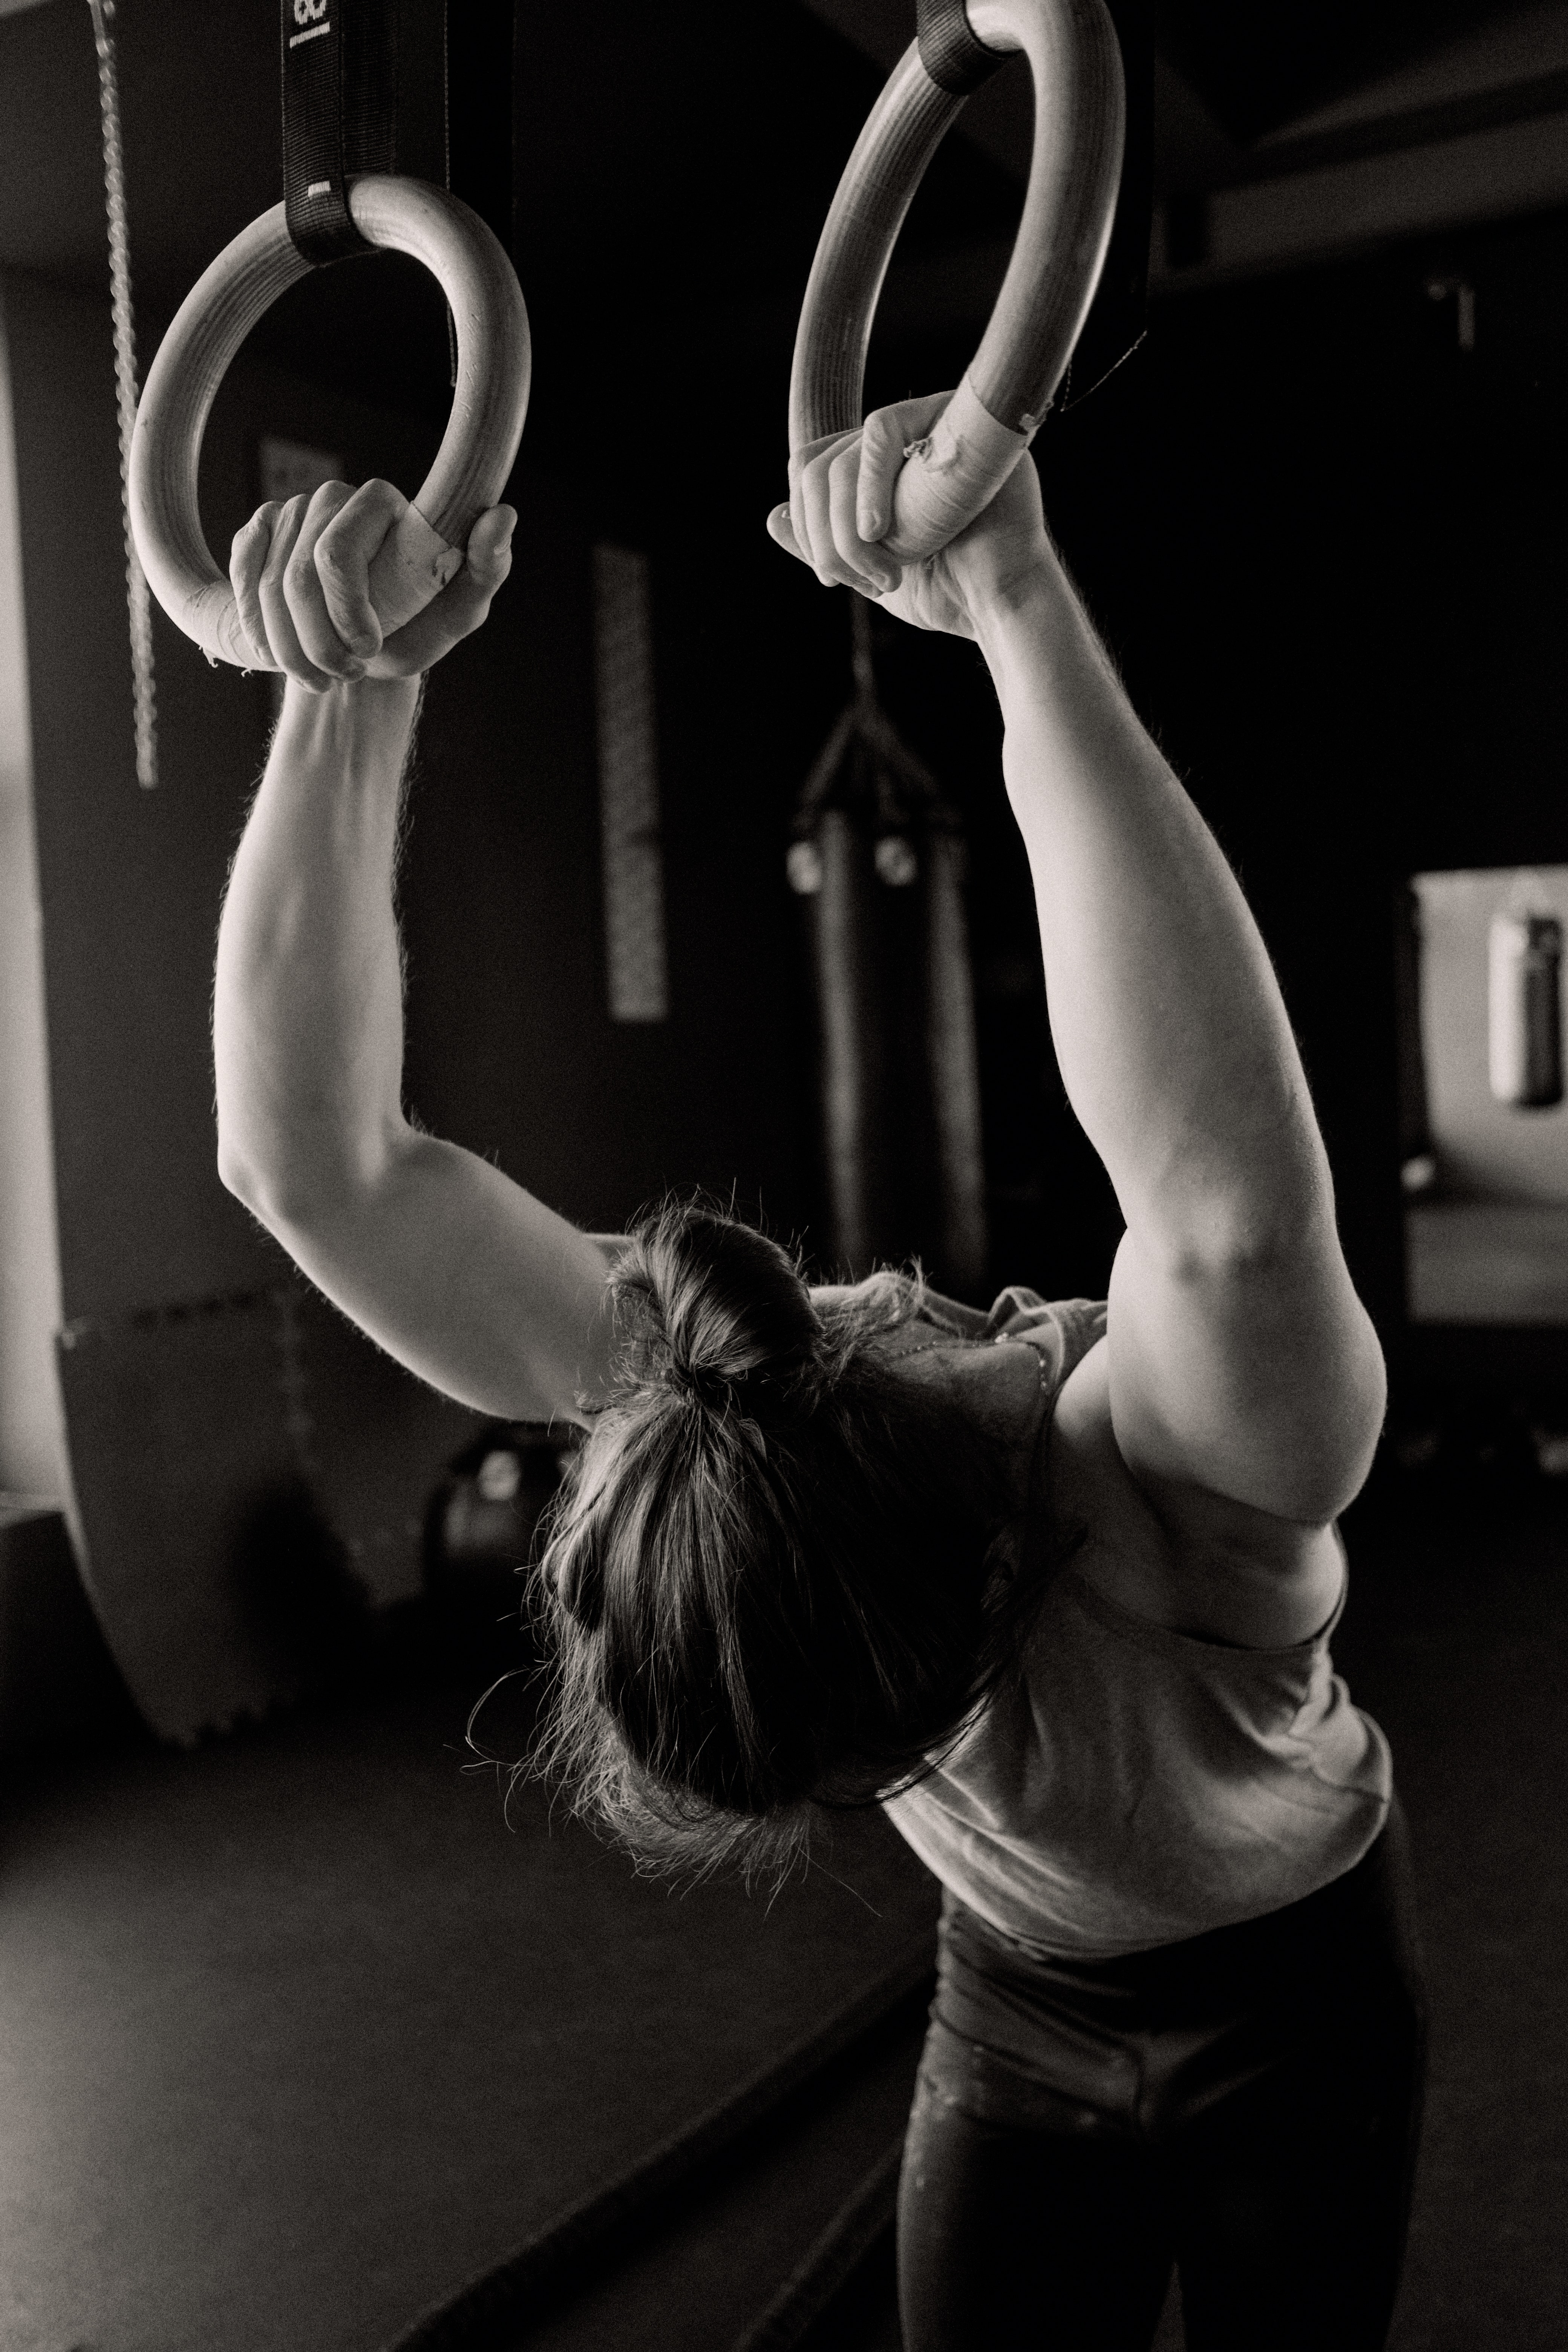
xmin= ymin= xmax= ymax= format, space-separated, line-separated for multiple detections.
xmin=359 ymin=476 xmax=404 ymax=516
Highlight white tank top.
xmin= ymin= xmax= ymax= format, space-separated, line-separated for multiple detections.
xmin=879 ymin=1288 xmax=1393 ymax=1960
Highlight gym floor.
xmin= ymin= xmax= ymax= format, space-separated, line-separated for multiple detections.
xmin=0 ymin=1472 xmax=1562 ymax=2352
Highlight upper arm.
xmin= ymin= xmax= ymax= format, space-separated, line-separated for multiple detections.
xmin=1104 ymin=1218 xmax=1386 ymax=1539
xmin=233 ymin=1130 xmax=622 ymax=1424
xmin=1054 ymin=1219 xmax=1383 ymax=1646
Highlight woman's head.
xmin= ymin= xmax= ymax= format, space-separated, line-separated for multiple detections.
xmin=528 ymin=1198 xmax=1038 ymax=1882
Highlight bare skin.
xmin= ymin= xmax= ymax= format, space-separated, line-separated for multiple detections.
xmin=214 ymin=479 xmax=620 ymax=1423
xmin=215 ymin=403 xmax=1384 ymax=1648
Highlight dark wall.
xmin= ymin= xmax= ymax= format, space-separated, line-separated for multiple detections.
xmin=401 ymin=495 xmax=812 ymax=1239
xmin=6 ymin=270 xmax=279 ymax=1323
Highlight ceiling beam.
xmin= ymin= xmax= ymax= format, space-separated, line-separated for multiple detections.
xmin=1152 ymin=103 xmax=1568 ymax=289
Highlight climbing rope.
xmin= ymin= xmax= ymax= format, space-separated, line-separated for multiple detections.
xmin=87 ymin=0 xmax=158 ymax=788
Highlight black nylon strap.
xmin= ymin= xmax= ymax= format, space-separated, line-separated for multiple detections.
xmin=280 ymin=0 xmax=404 ymax=265
xmin=916 ymin=0 xmax=1006 ymax=96
xmin=281 ymin=1 xmax=364 ymax=262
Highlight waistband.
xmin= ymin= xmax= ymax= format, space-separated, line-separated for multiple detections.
xmin=923 ymin=1801 xmax=1426 ymax=2139
xmin=936 ymin=1796 xmax=1422 ymax=2040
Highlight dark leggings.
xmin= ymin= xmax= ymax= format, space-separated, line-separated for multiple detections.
xmin=898 ymin=1807 xmax=1426 ymax=2352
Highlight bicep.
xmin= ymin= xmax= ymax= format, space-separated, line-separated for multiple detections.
xmin=1105 ymin=1221 xmax=1386 ymax=1530
xmin=254 ymin=1133 xmax=622 ymax=1424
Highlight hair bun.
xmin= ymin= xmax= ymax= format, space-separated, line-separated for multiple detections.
xmin=617 ymin=1201 xmax=823 ymax=1410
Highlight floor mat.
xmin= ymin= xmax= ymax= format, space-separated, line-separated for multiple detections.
xmin=0 ymin=1675 xmax=939 ymax=2352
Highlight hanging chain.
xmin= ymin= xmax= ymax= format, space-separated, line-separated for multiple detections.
xmin=87 ymin=0 xmax=158 ymax=789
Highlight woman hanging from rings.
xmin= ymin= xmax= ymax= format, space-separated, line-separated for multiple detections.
xmin=211 ymin=401 xmax=1424 ymax=2349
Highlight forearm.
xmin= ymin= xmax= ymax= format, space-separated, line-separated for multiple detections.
xmin=214 ymin=673 xmax=423 ymax=1216
xmin=974 ymin=551 xmax=1332 ymax=1268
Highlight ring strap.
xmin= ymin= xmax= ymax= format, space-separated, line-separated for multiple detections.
xmin=282 ymin=0 xmax=388 ymax=263
xmin=916 ymin=0 xmax=1007 ymax=95
xmin=280 ymin=0 xmax=446 ymax=266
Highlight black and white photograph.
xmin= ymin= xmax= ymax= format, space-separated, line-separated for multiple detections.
xmin=0 ymin=3 xmax=1565 ymax=2348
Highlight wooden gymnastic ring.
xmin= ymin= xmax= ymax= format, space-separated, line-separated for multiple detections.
xmin=788 ymin=0 xmax=1123 ymax=563
xmin=129 ymin=177 xmax=531 ymax=669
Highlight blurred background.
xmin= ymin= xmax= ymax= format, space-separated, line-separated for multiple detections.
xmin=1 ymin=5 xmax=1565 ymax=2350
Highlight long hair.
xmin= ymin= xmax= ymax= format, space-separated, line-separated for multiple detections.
xmin=524 ymin=1198 xmax=1050 ymax=1884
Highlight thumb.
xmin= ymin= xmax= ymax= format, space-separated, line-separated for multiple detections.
xmin=372 ymin=513 xmax=514 ymax=672
xmin=464 ymin=504 xmax=516 ymax=585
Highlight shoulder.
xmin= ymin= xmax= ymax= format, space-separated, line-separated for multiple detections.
xmin=1046 ymin=1332 xmax=1345 ymax=1650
